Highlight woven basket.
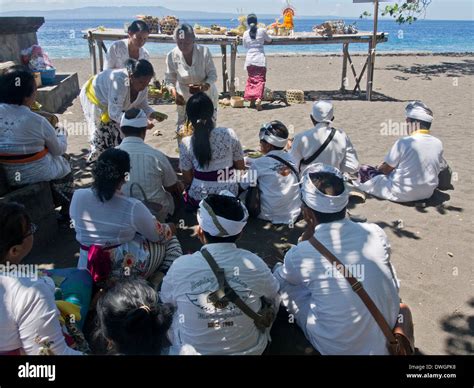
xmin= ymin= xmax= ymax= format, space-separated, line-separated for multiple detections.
xmin=286 ymin=89 xmax=305 ymax=104
xmin=160 ymin=16 xmax=179 ymax=35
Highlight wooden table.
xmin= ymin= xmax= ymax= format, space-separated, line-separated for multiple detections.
xmin=84 ymin=29 xmax=388 ymax=101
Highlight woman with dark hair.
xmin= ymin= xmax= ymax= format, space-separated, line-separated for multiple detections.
xmin=80 ymin=58 xmax=168 ymax=162
xmin=179 ymin=93 xmax=246 ymax=209
xmin=243 ymin=14 xmax=272 ymax=111
xmin=165 ymin=23 xmax=218 ymax=130
xmin=0 ymin=202 xmax=92 ymax=355
xmin=105 ymin=20 xmax=151 ymax=70
xmin=0 ymin=66 xmax=73 ymax=216
xmin=94 ymin=279 xmax=173 ymax=355
xmin=70 ymin=148 xmax=182 ymax=286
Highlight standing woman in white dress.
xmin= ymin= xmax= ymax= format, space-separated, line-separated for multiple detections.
xmin=165 ymin=24 xmax=219 ymax=130
xmin=105 ymin=20 xmax=150 ymax=70
xmin=80 ymin=59 xmax=167 ymax=162
xmin=243 ymin=14 xmax=272 ymax=111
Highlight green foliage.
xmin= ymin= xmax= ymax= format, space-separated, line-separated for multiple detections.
xmin=360 ymin=0 xmax=432 ymax=25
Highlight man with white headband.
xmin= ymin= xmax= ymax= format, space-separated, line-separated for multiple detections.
xmin=243 ymin=120 xmax=301 ymax=224
xmin=274 ymin=163 xmax=400 ymax=355
xmin=117 ymin=108 xmax=182 ymax=221
xmin=161 ymin=191 xmax=279 ymax=355
xmin=357 ymin=101 xmax=446 ymax=203
xmin=289 ymin=100 xmax=359 ymax=177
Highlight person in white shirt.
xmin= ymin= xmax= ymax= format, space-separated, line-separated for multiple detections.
xmin=94 ymin=279 xmax=173 ymax=355
xmin=0 ymin=202 xmax=84 ymax=355
xmin=70 ymin=148 xmax=182 ymax=285
xmin=165 ymin=24 xmax=219 ymax=130
xmin=243 ymin=14 xmax=272 ymax=111
xmin=105 ymin=20 xmax=151 ymax=70
xmin=161 ymin=191 xmax=280 ymax=355
xmin=80 ymin=59 xmax=168 ymax=162
xmin=274 ymin=164 xmax=400 ymax=355
xmin=179 ymin=93 xmax=246 ymax=209
xmin=117 ymin=108 xmax=183 ymax=222
xmin=0 ymin=66 xmax=73 ymax=217
xmin=290 ymin=100 xmax=360 ymax=177
xmin=246 ymin=120 xmax=301 ymax=225
xmin=357 ymin=101 xmax=445 ymax=203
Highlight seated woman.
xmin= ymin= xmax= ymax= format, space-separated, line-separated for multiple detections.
xmin=105 ymin=20 xmax=150 ymax=70
xmin=0 ymin=66 xmax=73 ymax=216
xmin=70 ymin=148 xmax=182 ymax=286
xmin=94 ymin=279 xmax=173 ymax=355
xmin=179 ymin=93 xmax=246 ymax=210
xmin=0 ymin=202 xmax=91 ymax=355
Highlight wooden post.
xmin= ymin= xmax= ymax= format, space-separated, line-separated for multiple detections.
xmin=87 ymin=31 xmax=97 ymax=75
xmin=341 ymin=43 xmax=349 ymax=91
xmin=366 ymin=0 xmax=379 ymax=101
xmin=98 ymin=39 xmax=104 ymax=72
xmin=221 ymin=44 xmax=228 ymax=94
xmin=230 ymin=41 xmax=237 ymax=96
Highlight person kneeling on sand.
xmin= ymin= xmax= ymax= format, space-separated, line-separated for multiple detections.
xmin=357 ymin=101 xmax=447 ymax=203
xmin=160 ymin=191 xmax=280 ymax=355
xmin=274 ymin=164 xmax=400 ymax=355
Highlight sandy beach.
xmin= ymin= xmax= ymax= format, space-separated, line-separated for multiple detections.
xmin=24 ymin=53 xmax=474 ymax=355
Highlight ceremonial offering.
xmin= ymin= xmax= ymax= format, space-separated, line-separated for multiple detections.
xmin=226 ymin=15 xmax=247 ymax=37
xmin=177 ymin=120 xmax=194 ymax=142
xmin=313 ymin=20 xmax=358 ymax=37
xmin=194 ymin=24 xmax=212 ymax=35
xmin=230 ymin=96 xmax=245 ymax=108
xmin=267 ymin=1 xmax=295 ymax=36
xmin=160 ymin=16 xmax=179 ymax=35
xmin=136 ymin=15 xmax=160 ymax=34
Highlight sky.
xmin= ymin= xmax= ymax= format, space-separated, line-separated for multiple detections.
xmin=0 ymin=0 xmax=473 ymax=20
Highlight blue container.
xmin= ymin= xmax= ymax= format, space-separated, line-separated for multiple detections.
xmin=39 ymin=68 xmax=56 ymax=86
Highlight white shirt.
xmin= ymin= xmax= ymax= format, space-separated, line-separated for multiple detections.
xmin=0 ymin=104 xmax=70 ymax=185
xmin=243 ymin=28 xmax=272 ymax=69
xmin=0 ymin=275 xmax=81 ymax=355
xmin=179 ymin=127 xmax=244 ymax=201
xmin=91 ymin=69 xmax=154 ymax=124
xmin=249 ymin=150 xmax=301 ymax=225
xmin=104 ymin=39 xmax=150 ymax=70
xmin=290 ymin=123 xmax=360 ymax=177
xmin=274 ymin=218 xmax=400 ymax=355
xmin=358 ymin=132 xmax=444 ymax=202
xmin=161 ymin=243 xmax=280 ymax=355
xmin=117 ymin=137 xmax=178 ymax=219
xmin=165 ymin=44 xmax=219 ymax=106
xmin=70 ymin=188 xmax=161 ymax=269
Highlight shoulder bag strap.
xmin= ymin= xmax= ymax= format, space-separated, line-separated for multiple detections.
xmin=300 ymin=127 xmax=337 ymax=170
xmin=200 ymin=248 xmax=267 ymax=326
xmin=266 ymin=154 xmax=300 ymax=181
xmin=307 ymin=236 xmax=398 ymax=347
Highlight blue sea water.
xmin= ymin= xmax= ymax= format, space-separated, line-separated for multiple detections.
xmin=37 ymin=18 xmax=474 ymax=59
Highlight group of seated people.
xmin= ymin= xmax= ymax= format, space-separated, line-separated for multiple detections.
xmin=0 ymin=59 xmax=448 ymax=355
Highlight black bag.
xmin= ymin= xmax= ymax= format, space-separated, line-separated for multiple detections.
xmin=438 ymin=164 xmax=453 ymax=191
xmin=245 ymin=185 xmax=261 ymax=218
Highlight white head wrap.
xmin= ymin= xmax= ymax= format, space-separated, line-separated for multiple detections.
xmin=260 ymin=123 xmax=288 ymax=148
xmin=312 ymin=100 xmax=334 ymax=124
xmin=197 ymin=190 xmax=249 ymax=237
xmin=405 ymin=101 xmax=433 ymax=123
xmin=301 ymin=164 xmax=349 ymax=213
xmin=120 ymin=109 xmax=148 ymax=128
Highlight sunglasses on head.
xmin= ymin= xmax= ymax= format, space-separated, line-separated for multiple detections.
xmin=259 ymin=122 xmax=279 ymax=141
xmin=24 ymin=222 xmax=38 ymax=239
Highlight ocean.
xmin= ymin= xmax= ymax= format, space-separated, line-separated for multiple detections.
xmin=37 ymin=18 xmax=474 ymax=59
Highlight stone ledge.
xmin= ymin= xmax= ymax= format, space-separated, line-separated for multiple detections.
xmin=36 ymin=72 xmax=80 ymax=113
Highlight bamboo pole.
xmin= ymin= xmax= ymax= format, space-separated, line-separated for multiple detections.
xmin=366 ymin=0 xmax=379 ymax=101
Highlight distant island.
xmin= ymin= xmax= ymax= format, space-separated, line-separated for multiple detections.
xmin=0 ymin=5 xmax=360 ymax=20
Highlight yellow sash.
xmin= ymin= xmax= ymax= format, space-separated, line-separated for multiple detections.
xmin=85 ymin=76 xmax=111 ymax=124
